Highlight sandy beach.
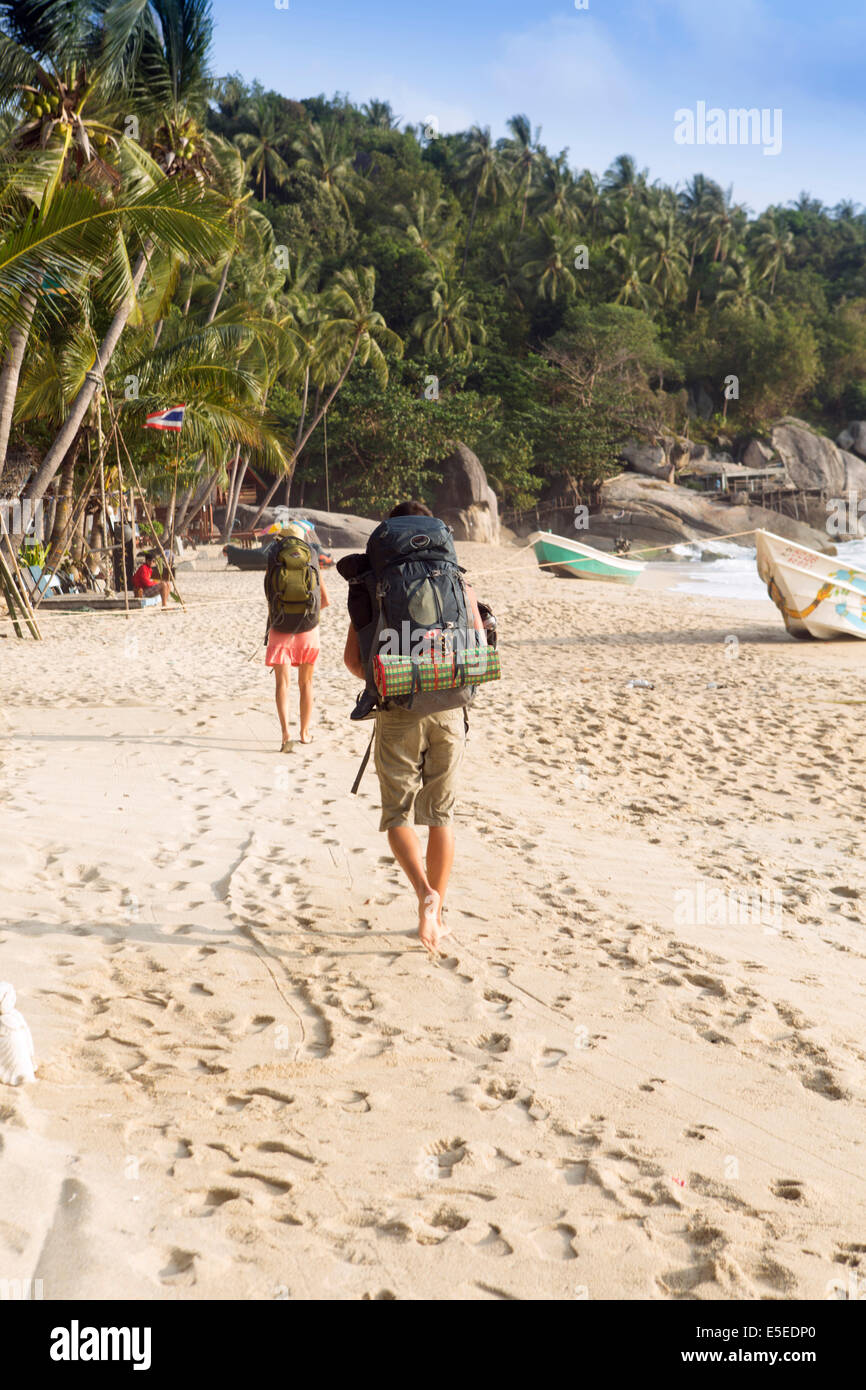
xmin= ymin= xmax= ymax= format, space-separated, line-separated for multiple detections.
xmin=2 ymin=540 xmax=865 ymax=1301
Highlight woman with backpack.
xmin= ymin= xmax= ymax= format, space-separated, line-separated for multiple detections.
xmin=264 ymin=523 xmax=330 ymax=751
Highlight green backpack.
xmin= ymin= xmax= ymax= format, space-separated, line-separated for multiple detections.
xmin=264 ymin=536 xmax=320 ymax=634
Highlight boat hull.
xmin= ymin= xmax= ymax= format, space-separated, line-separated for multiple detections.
xmin=529 ymin=531 xmax=645 ymax=584
xmin=755 ymin=529 xmax=866 ymax=640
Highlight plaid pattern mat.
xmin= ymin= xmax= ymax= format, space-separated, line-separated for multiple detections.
xmin=374 ymin=648 xmax=501 ymax=697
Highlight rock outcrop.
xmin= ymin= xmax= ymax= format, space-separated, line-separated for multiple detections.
xmin=771 ymin=417 xmax=866 ymax=496
xmin=618 ymin=440 xmax=674 ymax=482
xmin=235 ymin=503 xmax=377 ymax=549
xmin=588 ymin=473 xmax=834 ymax=553
xmin=837 ymin=421 xmax=866 ymax=461
xmin=741 ymin=438 xmax=776 ymax=469
xmin=431 ymin=443 xmax=499 ymax=543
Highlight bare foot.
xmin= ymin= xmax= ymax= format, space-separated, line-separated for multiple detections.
xmin=299 ymin=732 xmax=314 ymax=744
xmin=418 ymin=889 xmax=441 ymax=953
xmin=280 ymin=736 xmax=292 ymax=753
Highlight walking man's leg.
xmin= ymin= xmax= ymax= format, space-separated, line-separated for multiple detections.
xmin=426 ymin=826 xmax=455 ymax=934
xmin=387 ymin=826 xmax=441 ymax=951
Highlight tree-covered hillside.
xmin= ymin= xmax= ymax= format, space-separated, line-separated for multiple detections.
xmin=2 ymin=0 xmax=865 ymax=538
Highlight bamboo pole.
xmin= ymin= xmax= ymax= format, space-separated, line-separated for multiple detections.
xmin=30 ymin=453 xmax=103 ymax=612
xmin=110 ymin=408 xmax=186 ymax=612
xmin=0 ymin=549 xmax=24 ymax=637
xmin=0 ymin=523 xmax=42 ymax=639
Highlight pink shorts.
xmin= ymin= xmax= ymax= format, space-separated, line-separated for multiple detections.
xmin=265 ymin=626 xmax=320 ymax=667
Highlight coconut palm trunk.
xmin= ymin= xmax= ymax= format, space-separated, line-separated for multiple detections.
xmin=0 ymin=288 xmax=38 ymax=482
xmin=222 ymin=455 xmax=249 ymax=541
xmin=183 ymin=471 xmax=220 ymax=534
xmin=24 ymin=244 xmax=154 ymax=506
xmin=45 ymin=430 xmax=83 ymax=568
xmin=173 ymin=455 xmax=205 ymax=535
xmin=205 ymin=257 xmax=231 ymax=325
xmin=461 ymin=185 xmax=481 ymax=276
xmin=247 ymin=347 xmax=359 ymax=532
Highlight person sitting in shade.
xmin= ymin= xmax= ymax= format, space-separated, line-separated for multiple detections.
xmin=131 ymin=553 xmax=171 ymax=608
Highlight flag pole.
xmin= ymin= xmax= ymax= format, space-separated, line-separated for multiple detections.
xmin=168 ymin=428 xmax=181 ymax=563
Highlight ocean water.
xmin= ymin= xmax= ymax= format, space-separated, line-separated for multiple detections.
xmin=658 ymin=538 xmax=866 ymax=602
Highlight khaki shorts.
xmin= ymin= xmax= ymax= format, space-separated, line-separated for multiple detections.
xmin=374 ymin=707 xmax=466 ymax=831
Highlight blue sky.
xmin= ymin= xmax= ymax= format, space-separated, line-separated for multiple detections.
xmin=210 ymin=0 xmax=865 ymax=213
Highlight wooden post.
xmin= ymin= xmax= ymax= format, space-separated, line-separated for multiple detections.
xmin=0 ymin=527 xmax=42 ymax=639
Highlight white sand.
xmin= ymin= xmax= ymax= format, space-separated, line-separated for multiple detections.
xmin=1 ymin=541 xmax=865 ymax=1300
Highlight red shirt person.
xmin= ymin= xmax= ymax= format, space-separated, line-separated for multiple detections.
xmin=131 ymin=556 xmax=171 ymax=608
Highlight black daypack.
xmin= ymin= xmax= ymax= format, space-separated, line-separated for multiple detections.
xmin=264 ymin=535 xmax=320 ymax=635
xmin=337 ymin=515 xmax=476 ymax=721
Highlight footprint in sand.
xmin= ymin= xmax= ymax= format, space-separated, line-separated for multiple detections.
xmin=530 ymin=1223 xmax=578 ymax=1261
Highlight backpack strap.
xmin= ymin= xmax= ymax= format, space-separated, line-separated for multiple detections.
xmin=350 ymin=724 xmax=377 ymax=795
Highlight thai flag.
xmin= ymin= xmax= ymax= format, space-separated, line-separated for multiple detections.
xmin=144 ymin=404 xmax=186 ymax=432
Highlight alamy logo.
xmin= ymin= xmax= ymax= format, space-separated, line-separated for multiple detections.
xmin=50 ymin=1321 xmax=152 ymax=1371
xmin=0 ymin=1278 xmax=43 ymax=1300
xmin=674 ymin=882 xmax=783 ymax=931
xmin=674 ymin=102 xmax=782 ymax=156
xmin=379 ymin=621 xmax=484 ymax=658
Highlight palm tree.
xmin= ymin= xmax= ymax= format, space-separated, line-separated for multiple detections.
xmin=702 ymin=201 xmax=741 ymax=265
xmin=603 ymin=154 xmax=648 ymax=203
xmin=458 ymin=124 xmax=510 ymax=273
xmin=412 ymin=278 xmax=485 ymax=361
xmin=638 ymin=206 xmax=689 ymax=305
xmin=519 ymin=215 xmax=577 ymax=301
xmin=712 ymin=255 xmax=770 ymax=318
xmin=532 ymin=156 xmax=580 ymax=228
xmin=610 ymin=239 xmax=657 ymax=312
xmin=504 ymin=113 xmax=542 ymax=232
xmin=14 ymin=173 xmax=233 ymax=506
xmin=393 ymin=191 xmax=459 ymax=274
xmin=234 ymin=98 xmax=290 ymax=201
xmin=751 ymin=212 xmax=794 ymax=295
xmin=292 ymin=121 xmax=365 ymax=215
xmin=574 ymin=169 xmax=603 ymax=234
xmin=247 ymin=267 xmax=402 ymax=523
xmin=361 ymin=99 xmax=400 ymax=129
xmin=0 ymin=0 xmax=128 ymax=476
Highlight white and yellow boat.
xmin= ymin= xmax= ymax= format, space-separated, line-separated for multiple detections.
xmin=755 ymin=529 xmax=866 ymax=639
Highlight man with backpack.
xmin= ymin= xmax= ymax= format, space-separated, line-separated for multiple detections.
xmin=264 ymin=522 xmax=330 ymax=751
xmin=339 ymin=501 xmax=496 ymax=955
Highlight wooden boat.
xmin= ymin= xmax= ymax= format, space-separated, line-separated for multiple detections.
xmin=529 ymin=530 xmax=645 ymax=584
xmin=755 ymin=528 xmax=866 ymax=639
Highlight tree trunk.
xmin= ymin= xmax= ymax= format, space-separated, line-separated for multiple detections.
xmin=206 ymin=257 xmax=231 ymax=324
xmin=45 ymin=430 xmax=83 ymax=568
xmin=0 ymin=287 xmax=38 ymax=482
xmin=222 ymin=456 xmax=248 ymax=541
xmin=247 ymin=352 xmax=356 ymax=534
xmin=220 ymin=447 xmax=241 ymax=542
xmin=183 ymin=470 xmax=219 ymax=533
xmin=461 ymin=186 xmax=481 ymax=276
xmin=24 ymin=245 xmax=154 ymax=506
xmin=173 ymin=455 xmax=205 ymax=535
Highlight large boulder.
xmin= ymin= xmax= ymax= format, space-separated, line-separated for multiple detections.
xmin=837 ymin=422 xmax=866 ymax=461
xmin=234 ymin=503 xmax=377 ymax=549
xmin=430 ymin=443 xmax=499 ymax=543
xmin=771 ymin=418 xmax=866 ymax=496
xmin=619 ymin=439 xmax=674 ymax=481
xmin=588 ymin=473 xmax=835 ymax=553
xmin=741 ymin=438 xmax=776 ymax=469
